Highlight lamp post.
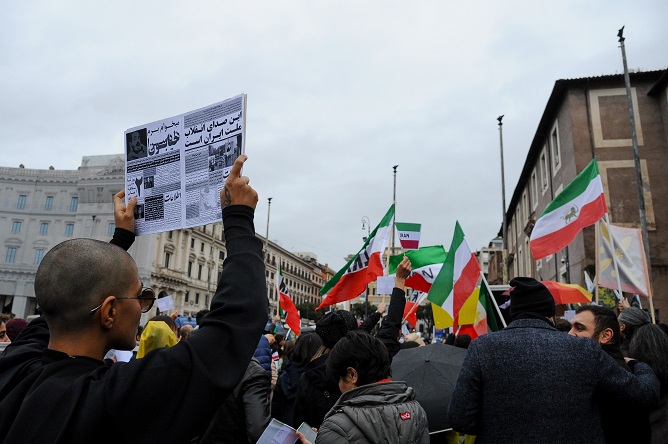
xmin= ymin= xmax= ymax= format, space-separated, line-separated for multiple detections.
xmin=497 ymin=116 xmax=508 ymax=284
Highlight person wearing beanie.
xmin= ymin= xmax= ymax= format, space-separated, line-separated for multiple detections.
xmin=449 ymin=276 xmax=660 ymax=443
xmin=292 ymin=309 xmax=358 ymax=428
xmin=5 ymin=318 xmax=28 ymax=343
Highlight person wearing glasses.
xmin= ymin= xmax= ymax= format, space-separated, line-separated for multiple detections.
xmin=0 ymin=155 xmax=267 ymax=443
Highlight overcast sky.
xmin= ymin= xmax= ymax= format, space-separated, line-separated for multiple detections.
xmin=2 ymin=1 xmax=666 ymax=271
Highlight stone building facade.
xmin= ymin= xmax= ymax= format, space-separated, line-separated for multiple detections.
xmin=500 ymin=69 xmax=668 ymax=319
xmin=0 ymin=155 xmax=329 ymax=323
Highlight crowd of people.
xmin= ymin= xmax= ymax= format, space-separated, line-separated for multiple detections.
xmin=0 ymin=155 xmax=667 ymax=443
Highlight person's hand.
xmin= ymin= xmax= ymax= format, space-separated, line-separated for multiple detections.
xmin=274 ymin=314 xmax=281 ymax=323
xmin=113 ymin=190 xmax=137 ymax=233
xmin=265 ymin=333 xmax=275 ymax=345
xmin=221 ymin=154 xmax=258 ymax=209
xmin=296 ymin=431 xmax=312 ymax=444
xmin=376 ymin=301 xmax=387 ymax=315
xmin=170 ymin=310 xmax=178 ymax=320
xmin=395 ymin=256 xmax=412 ymax=289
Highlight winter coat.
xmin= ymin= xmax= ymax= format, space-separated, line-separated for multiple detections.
xmin=292 ymin=353 xmax=340 ymax=428
xmin=253 ymin=335 xmax=273 ymax=374
xmin=200 ymin=358 xmax=270 ymax=444
xmin=316 ymin=381 xmax=429 ymax=444
xmin=449 ymin=317 xmax=660 ymax=444
xmin=270 ymin=359 xmax=305 ymax=426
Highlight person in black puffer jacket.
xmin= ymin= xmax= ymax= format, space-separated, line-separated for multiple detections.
xmin=271 ymin=332 xmax=322 ymax=426
xmin=199 ymin=358 xmax=270 ymax=444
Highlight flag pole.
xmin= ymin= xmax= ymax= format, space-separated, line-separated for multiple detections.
xmin=603 ymin=215 xmax=624 ymax=302
xmin=265 ymin=197 xmax=273 ymax=315
xmin=594 ymin=222 xmax=600 ymax=305
xmin=638 ymin=231 xmax=657 ymax=323
xmin=617 ymin=27 xmax=654 ymax=298
xmin=480 ymin=271 xmax=507 ymax=328
xmin=391 ymin=165 xmax=399 ymax=262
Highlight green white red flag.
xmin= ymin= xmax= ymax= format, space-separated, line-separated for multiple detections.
xmin=402 ymin=291 xmax=428 ymax=327
xmin=388 ymin=245 xmax=447 ymax=293
xmin=276 ymin=266 xmax=301 ymax=336
xmin=456 ymin=283 xmax=500 ymax=340
xmin=396 ymin=222 xmax=421 ymax=250
xmin=317 ymin=205 xmax=395 ymax=310
xmin=427 ymin=221 xmax=481 ymax=322
xmin=530 ymin=158 xmax=607 ymax=260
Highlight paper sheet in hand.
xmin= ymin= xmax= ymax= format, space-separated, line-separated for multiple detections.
xmin=256 ymin=418 xmax=299 ymax=444
xmin=125 ymin=94 xmax=246 ymax=235
xmin=156 ymin=295 xmax=175 ymax=312
xmin=376 ymin=276 xmax=395 ymax=295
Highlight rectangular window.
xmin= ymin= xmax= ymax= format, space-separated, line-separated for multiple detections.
xmin=188 ymin=261 xmax=193 ymax=276
xmin=540 ymin=151 xmax=548 ymax=191
xmin=17 ymin=195 xmax=27 ymax=210
xmin=195 ymin=293 xmax=200 ymax=304
xmin=200 ymin=242 xmax=204 ymax=252
xmin=69 ymin=197 xmax=78 ymax=212
xmin=65 ymin=223 xmax=74 ymax=236
xmin=219 ymin=251 xmax=225 ymax=261
xmin=164 ymin=252 xmax=171 ymax=268
xmin=39 ymin=223 xmax=49 ymax=235
xmin=185 ymin=291 xmax=190 ymax=302
xmin=11 ymin=221 xmax=22 ymax=234
xmin=34 ymin=248 xmax=45 ymax=265
xmin=205 ymin=295 xmax=209 ymax=306
xmin=107 ymin=223 xmax=115 ymax=236
xmin=6 ymin=247 xmax=17 ymax=263
xmin=167 ymin=231 xmax=173 ymax=239
xmin=550 ymin=126 xmax=561 ymax=171
xmin=531 ymin=171 xmax=538 ymax=209
xmin=45 ymin=196 xmax=53 ymax=211
xmin=198 ymin=264 xmax=203 ymax=280
xmin=190 ymin=239 xmax=195 ymax=248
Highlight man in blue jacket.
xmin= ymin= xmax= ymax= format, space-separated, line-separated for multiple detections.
xmin=449 ymin=277 xmax=660 ymax=444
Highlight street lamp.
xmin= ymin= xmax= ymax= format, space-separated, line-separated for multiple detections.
xmin=361 ymin=216 xmax=370 ymax=242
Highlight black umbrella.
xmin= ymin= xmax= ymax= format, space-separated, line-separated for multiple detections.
xmin=391 ymin=343 xmax=467 ymax=433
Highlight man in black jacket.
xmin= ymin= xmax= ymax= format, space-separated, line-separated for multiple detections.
xmin=0 ymin=155 xmax=266 ymax=443
xmin=569 ymin=304 xmax=652 ymax=443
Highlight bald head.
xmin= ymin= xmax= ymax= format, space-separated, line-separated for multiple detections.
xmin=35 ymin=239 xmax=137 ymax=333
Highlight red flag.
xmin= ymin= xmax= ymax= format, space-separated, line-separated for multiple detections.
xmin=276 ymin=267 xmax=301 ymax=336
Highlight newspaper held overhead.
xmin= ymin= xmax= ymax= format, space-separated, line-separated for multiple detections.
xmin=125 ymin=94 xmax=246 ymax=236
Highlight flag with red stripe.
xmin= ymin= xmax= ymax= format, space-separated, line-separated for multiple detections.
xmin=427 ymin=221 xmax=481 ymax=322
xmin=530 ymin=158 xmax=607 ymax=259
xmin=276 ymin=266 xmax=301 ymax=336
xmin=396 ymin=222 xmax=421 ymax=250
xmin=317 ymin=205 xmax=394 ymax=310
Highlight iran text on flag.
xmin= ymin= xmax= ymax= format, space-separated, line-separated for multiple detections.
xmin=276 ymin=266 xmax=301 ymax=336
xmin=456 ymin=284 xmax=500 ymax=339
xmin=427 ymin=221 xmax=481 ymax=322
xmin=388 ymin=246 xmax=447 ymax=293
xmin=317 ymin=205 xmax=394 ymax=310
xmin=530 ymin=158 xmax=607 ymax=260
xmin=396 ymin=222 xmax=421 ymax=250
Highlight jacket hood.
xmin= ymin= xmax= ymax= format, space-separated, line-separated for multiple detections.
xmin=338 ymin=381 xmax=415 ymax=407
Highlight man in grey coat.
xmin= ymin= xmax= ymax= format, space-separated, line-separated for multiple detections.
xmin=448 ymin=277 xmax=660 ymax=444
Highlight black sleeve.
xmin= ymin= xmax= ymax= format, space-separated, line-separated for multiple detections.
xmin=243 ymin=365 xmax=271 ymax=443
xmin=375 ymin=287 xmax=406 ymax=359
xmin=359 ymin=311 xmax=382 ymax=333
xmin=101 ymin=205 xmax=268 ymax=443
xmin=109 ymin=227 xmax=135 ymax=251
xmin=0 ymin=317 xmax=50 ymax=358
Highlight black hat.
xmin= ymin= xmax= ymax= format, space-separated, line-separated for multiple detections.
xmin=316 ymin=310 xmax=358 ymax=349
xmin=509 ymin=277 xmax=555 ymax=319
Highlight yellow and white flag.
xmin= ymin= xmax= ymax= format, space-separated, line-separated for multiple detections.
xmin=597 ymin=221 xmax=650 ymax=296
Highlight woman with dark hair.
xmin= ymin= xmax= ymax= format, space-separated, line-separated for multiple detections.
xmin=620 ymin=307 xmax=668 ymax=443
xmin=298 ymin=331 xmax=429 ymax=443
xmin=271 ymin=333 xmax=322 ymax=425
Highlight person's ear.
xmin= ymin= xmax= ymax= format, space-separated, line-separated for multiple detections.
xmin=98 ymin=296 xmax=117 ymax=330
xmin=599 ymin=328 xmax=614 ymax=344
xmin=346 ymin=367 xmax=358 ymax=386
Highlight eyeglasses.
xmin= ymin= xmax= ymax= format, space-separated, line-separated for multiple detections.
xmin=89 ymin=287 xmax=156 ymax=315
